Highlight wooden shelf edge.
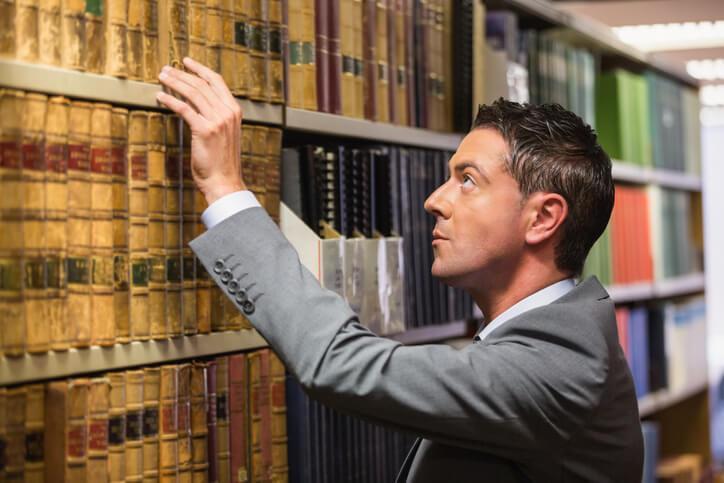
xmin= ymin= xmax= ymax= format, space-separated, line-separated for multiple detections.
xmin=0 ymin=59 xmax=283 ymax=125
xmin=606 ymin=272 xmax=706 ymax=304
xmin=0 ymin=329 xmax=269 ymax=387
xmin=388 ymin=321 xmax=469 ymax=345
xmin=285 ymin=107 xmax=464 ymax=151
xmin=638 ymin=380 xmax=709 ymax=417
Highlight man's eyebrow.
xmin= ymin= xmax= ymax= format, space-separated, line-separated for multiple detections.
xmin=452 ymin=160 xmax=491 ymax=183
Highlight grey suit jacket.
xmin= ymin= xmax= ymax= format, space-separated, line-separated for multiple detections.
xmin=190 ymin=207 xmax=644 ymax=482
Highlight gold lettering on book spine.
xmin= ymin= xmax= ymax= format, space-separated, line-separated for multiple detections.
xmin=21 ymin=93 xmax=49 ymax=354
xmin=68 ymin=100 xmax=92 ymax=348
xmin=24 ymin=384 xmax=45 ymax=480
xmin=0 ymin=90 xmax=25 ymax=357
xmin=0 ymin=1 xmax=16 ymax=56
xmin=142 ymin=367 xmax=161 ymax=481
xmin=16 ymin=0 xmax=39 ymax=62
xmin=190 ymin=363 xmax=209 ymax=478
xmin=127 ymin=0 xmax=144 ymax=80
xmin=128 ymin=111 xmax=150 ymax=340
xmin=147 ymin=113 xmax=167 ymax=339
xmin=84 ymin=0 xmax=105 ymax=73
xmin=180 ymin=121 xmax=197 ymax=335
xmin=39 ymin=0 xmax=62 ymax=65
xmin=105 ymin=0 xmax=129 ymax=77
xmin=247 ymin=0 xmax=266 ymax=101
xmin=90 ymin=103 xmax=115 ymax=346
xmin=164 ymin=116 xmax=183 ymax=338
xmin=107 ymin=372 xmax=126 ymax=483
xmin=111 ymin=108 xmax=130 ymax=343
xmin=159 ymin=365 xmax=179 ymax=480
xmin=45 ymin=96 xmax=70 ymax=351
xmin=232 ymin=0 xmax=249 ymax=97
xmin=143 ymin=0 xmax=160 ymax=82
xmin=124 ymin=371 xmax=144 ymax=481
xmin=188 ymin=0 xmax=207 ymax=64
xmin=268 ymin=0 xmax=284 ymax=103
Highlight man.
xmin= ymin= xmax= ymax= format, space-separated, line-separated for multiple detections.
xmin=157 ymin=57 xmax=643 ymax=482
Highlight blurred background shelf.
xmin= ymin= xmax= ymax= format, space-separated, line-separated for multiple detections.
xmin=607 ymin=272 xmax=706 ymax=303
xmin=639 ymin=380 xmax=709 ymax=417
xmin=611 ymin=160 xmax=703 ymax=191
xmin=0 ymin=59 xmax=284 ymax=125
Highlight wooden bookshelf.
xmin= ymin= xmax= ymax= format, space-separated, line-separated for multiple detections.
xmin=612 ymin=160 xmax=702 ymax=191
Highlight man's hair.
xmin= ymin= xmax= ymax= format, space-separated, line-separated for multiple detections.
xmin=471 ymin=98 xmax=614 ymax=276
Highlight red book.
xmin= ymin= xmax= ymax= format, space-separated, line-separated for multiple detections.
xmin=328 ymin=0 xmax=342 ymax=114
xmin=615 ymin=307 xmax=631 ymax=363
xmin=229 ymin=354 xmax=249 ymax=483
xmin=315 ymin=0 xmax=330 ymax=112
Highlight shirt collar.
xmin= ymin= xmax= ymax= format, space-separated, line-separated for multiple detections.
xmin=474 ymin=278 xmax=576 ymax=343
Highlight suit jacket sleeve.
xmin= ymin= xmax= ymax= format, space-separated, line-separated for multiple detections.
xmin=189 ymin=207 xmax=610 ymax=458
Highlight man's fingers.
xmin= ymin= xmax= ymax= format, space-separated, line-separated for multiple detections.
xmin=155 ymin=91 xmax=207 ymax=132
xmin=161 ymin=65 xmax=228 ymax=121
xmin=182 ymin=57 xmax=242 ymax=121
xmin=159 ymin=67 xmax=218 ymax=121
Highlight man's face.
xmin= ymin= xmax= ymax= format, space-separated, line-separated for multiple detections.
xmin=424 ymin=128 xmax=526 ymax=289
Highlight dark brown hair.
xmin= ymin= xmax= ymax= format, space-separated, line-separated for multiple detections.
xmin=471 ymin=98 xmax=614 ymax=276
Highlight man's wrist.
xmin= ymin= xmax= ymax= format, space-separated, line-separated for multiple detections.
xmin=202 ymin=181 xmax=247 ymax=205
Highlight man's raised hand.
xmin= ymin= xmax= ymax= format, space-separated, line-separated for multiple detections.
xmin=156 ymin=57 xmax=246 ymax=204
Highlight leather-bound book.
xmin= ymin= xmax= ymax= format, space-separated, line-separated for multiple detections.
xmin=159 ymin=365 xmax=179 ymax=482
xmin=327 ymin=0 xmax=342 ymax=114
xmin=393 ymin=0 xmax=407 ymax=125
xmin=45 ymin=96 xmax=71 ymax=351
xmin=126 ymin=0 xmax=144 ymax=80
xmin=16 ymin=0 xmax=39 ymax=62
xmin=39 ymin=0 xmax=62 ymax=65
xmin=24 ymin=384 xmax=45 ymax=482
xmin=61 ymin=0 xmax=86 ymax=70
xmin=314 ymin=0 xmax=329 ymax=112
xmin=249 ymin=349 xmax=272 ymax=483
xmin=220 ymin=2 xmax=238 ymax=96
xmin=362 ymin=0 xmax=376 ymax=120
xmin=164 ymin=115 xmax=183 ymax=338
xmin=247 ymin=0 xmax=267 ymax=101
xmin=375 ymin=0 xmax=389 ymax=123
xmin=68 ymin=100 xmax=93 ymax=348
xmin=147 ymin=112 xmax=167 ymax=340
xmin=269 ymin=353 xmax=288 ymax=483
xmin=90 ymin=103 xmax=115 ymax=347
xmin=125 ymin=370 xmax=144 ymax=482
xmin=190 ymin=362 xmax=210 ymax=481
xmin=180 ymin=123 xmax=198 ymax=336
xmin=177 ymin=364 xmax=193 ymax=482
xmin=127 ymin=111 xmax=150 ymax=341
xmin=84 ymin=0 xmax=105 ymax=73
xmin=265 ymin=127 xmax=282 ymax=224
xmin=111 ymin=107 xmax=130 ymax=343
xmin=268 ymin=0 xmax=284 ymax=103
xmin=229 ymin=354 xmax=249 ymax=483
xmin=143 ymin=367 xmax=161 ymax=481
xmin=206 ymin=359 xmax=218 ymax=483
xmin=5 ymin=387 xmax=25 ymax=480
xmin=21 ymin=92 xmax=49 ymax=354
xmin=189 ymin=0 xmax=208 ymax=64
xmin=45 ymin=378 xmax=90 ymax=482
xmin=142 ymin=0 xmax=160 ymax=82
xmin=339 ymin=0 xmax=354 ymax=117
xmin=231 ymin=0 xmax=249 ymax=97
xmin=108 ymin=372 xmax=127 ymax=483
xmin=105 ymin=0 xmax=129 ymax=77
xmin=287 ymin=0 xmax=303 ymax=108
xmin=352 ymin=0 xmax=364 ymax=118
xmin=386 ymin=0 xmax=396 ymax=123
xmin=301 ymin=0 xmax=317 ymax=110
xmin=0 ymin=90 xmax=24 ymax=357
xmin=216 ymin=356 xmax=231 ymax=483
xmin=206 ymin=1 xmax=223 ymax=74
xmin=87 ymin=377 xmax=111 ymax=482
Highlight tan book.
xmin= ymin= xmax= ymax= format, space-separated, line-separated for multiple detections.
xmin=249 ymin=125 xmax=267 ymax=214
xmin=105 ymin=0 xmax=129 ymax=76
xmin=375 ymin=0 xmax=389 ymax=123
xmin=108 ymin=372 xmax=127 ymax=483
xmin=21 ymin=92 xmax=49 ymax=354
xmin=300 ymin=0 xmax=316 ymax=110
xmin=0 ymin=1 xmax=16 ymax=56
xmin=164 ymin=0 xmax=190 ymax=70
xmin=216 ymin=356 xmax=231 ymax=483
xmin=61 ymin=0 xmax=85 ymax=69
xmin=142 ymin=367 xmax=161 ymax=481
xmin=39 ymin=0 xmax=62 ymax=65
xmin=177 ymin=364 xmax=193 ymax=481
xmin=111 ymin=107 xmax=130 ymax=343
xmin=352 ymin=0 xmax=364 ymax=118
xmin=0 ymin=89 xmax=25 ymax=357
xmin=231 ymin=0 xmax=249 ymax=97
xmin=45 ymin=96 xmax=71 ymax=351
xmin=206 ymin=1 xmax=223 ymax=73
xmin=5 ymin=387 xmax=25 ymax=480
xmin=188 ymin=0 xmax=207 ymax=64
xmin=87 ymin=377 xmax=110 ymax=483
xmin=210 ymin=283 xmax=226 ymax=332
xmin=190 ymin=362 xmax=209 ymax=481
xmin=180 ymin=124 xmax=197 ymax=336
xmin=45 ymin=378 xmax=90 ymax=482
xmin=127 ymin=0 xmax=144 ymax=80
xmin=249 ymin=349 xmax=272 ymax=483
xmin=84 ymin=0 xmax=105 ymax=72
xmin=248 ymin=0 xmax=267 ymax=101
xmin=0 ymin=387 xmax=6 ymax=481
xmin=164 ymin=115 xmax=183 ymax=338
xmin=90 ymin=103 xmax=116 ymax=347
xmin=264 ymin=127 xmax=282 ymax=224
xmin=16 ymin=0 xmax=39 ymax=62
xmin=286 ymin=0 xmax=302 ymax=109
xmin=125 ymin=370 xmax=144 ymax=482
xmin=128 ymin=111 xmax=150 ymax=340
xmin=269 ymin=353 xmax=288 ymax=483
xmin=68 ymin=100 xmax=93 ymax=348
xmin=220 ymin=2 xmax=238 ymax=95
xmin=24 ymin=384 xmax=45 ymax=483
xmin=143 ymin=0 xmax=160 ymax=82
xmin=160 ymin=365 xmax=179 ymax=482
xmin=267 ymin=0 xmax=283 ymax=103
xmin=147 ymin=112 xmax=167 ymax=339
xmin=393 ymin=0 xmax=406 ymax=125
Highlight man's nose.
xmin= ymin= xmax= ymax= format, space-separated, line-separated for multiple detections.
xmin=424 ymin=182 xmax=453 ymax=219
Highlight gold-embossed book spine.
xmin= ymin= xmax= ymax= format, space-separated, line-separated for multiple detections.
xmin=87 ymin=377 xmax=110 ymax=482
xmin=188 ymin=0 xmax=207 ymax=64
xmin=190 ymin=362 xmax=209 ymax=481
xmin=21 ymin=93 xmax=49 ymax=354
xmin=45 ymin=378 xmax=89 ymax=482
xmin=0 ymin=1 xmax=17 ymax=57
xmin=46 ymin=96 xmax=70 ymax=351
xmin=248 ymin=0 xmax=267 ymax=101
xmin=68 ymin=100 xmax=93 ymax=348
xmin=106 ymin=0 xmax=129 ymax=76
xmin=142 ymin=367 xmax=161 ymax=481
xmin=232 ymin=0 xmax=249 ymax=97
xmin=301 ymin=0 xmax=316 ymax=110
xmin=143 ymin=0 xmax=161 ymax=82
xmin=84 ymin=0 xmax=105 ymax=73
xmin=0 ymin=89 xmax=25 ymax=357
xmin=287 ymin=0 xmax=303 ymax=109
xmin=180 ymin=123 xmax=198 ymax=336
xmin=108 ymin=372 xmax=127 ymax=483
xmin=268 ymin=0 xmax=283 ymax=103
xmin=206 ymin=0 xmax=224 ymax=73
xmin=215 ymin=356 xmax=231 ymax=483
xmin=111 ymin=108 xmax=130 ymax=343
xmin=159 ymin=365 xmax=179 ymax=482
xmin=147 ymin=112 xmax=168 ymax=339
xmin=90 ymin=103 xmax=116 ymax=347
xmin=375 ymin=0 xmax=389 ymax=123
xmin=167 ymin=0 xmax=190 ymax=68
xmin=16 ymin=0 xmax=40 ymax=62
xmin=221 ymin=0 xmax=238 ymax=95
xmin=125 ymin=370 xmax=144 ymax=482
xmin=5 ymin=387 xmax=25 ymax=480
xmin=265 ymin=127 xmax=282 ymax=224
xmin=127 ymin=0 xmax=145 ymax=80
xmin=61 ymin=0 xmax=86 ymax=70
xmin=39 ymin=0 xmax=62 ymax=65
xmin=177 ymin=364 xmax=193 ymax=482
xmin=127 ymin=111 xmax=150 ymax=341
xmin=164 ymin=115 xmax=183 ymax=338
xmin=24 ymin=384 xmax=45 ymax=482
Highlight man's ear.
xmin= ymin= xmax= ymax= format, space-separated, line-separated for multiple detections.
xmin=524 ymin=192 xmax=568 ymax=246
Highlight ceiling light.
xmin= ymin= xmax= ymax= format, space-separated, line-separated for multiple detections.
xmin=687 ymin=59 xmax=724 ymax=80
xmin=613 ymin=21 xmax=724 ymax=52
xmin=700 ymin=84 xmax=724 ymax=106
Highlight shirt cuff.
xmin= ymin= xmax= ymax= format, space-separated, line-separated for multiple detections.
xmin=200 ymin=190 xmax=261 ymax=229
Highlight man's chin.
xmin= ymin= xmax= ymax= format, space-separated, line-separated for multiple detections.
xmin=431 ymin=263 xmax=466 ymax=288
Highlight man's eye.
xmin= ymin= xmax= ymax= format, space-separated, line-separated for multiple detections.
xmin=462 ymin=174 xmax=474 ymax=187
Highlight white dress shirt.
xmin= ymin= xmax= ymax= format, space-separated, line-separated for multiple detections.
xmin=201 ymin=190 xmax=261 ymax=229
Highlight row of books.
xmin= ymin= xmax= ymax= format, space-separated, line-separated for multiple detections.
xmin=281 ymin=142 xmax=474 ymax=330
xmin=614 ymin=296 xmax=706 ymax=399
xmin=0 ymin=88 xmax=281 ymax=356
xmin=0 ymin=0 xmax=284 ymax=103
xmin=286 ymin=377 xmax=415 ymax=483
xmin=582 ymin=185 xmax=702 ymax=286
xmin=596 ymin=69 xmax=701 ymax=174
xmin=0 ymin=348 xmax=287 ymax=482
xmin=288 ymin=0 xmax=467 ymax=132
